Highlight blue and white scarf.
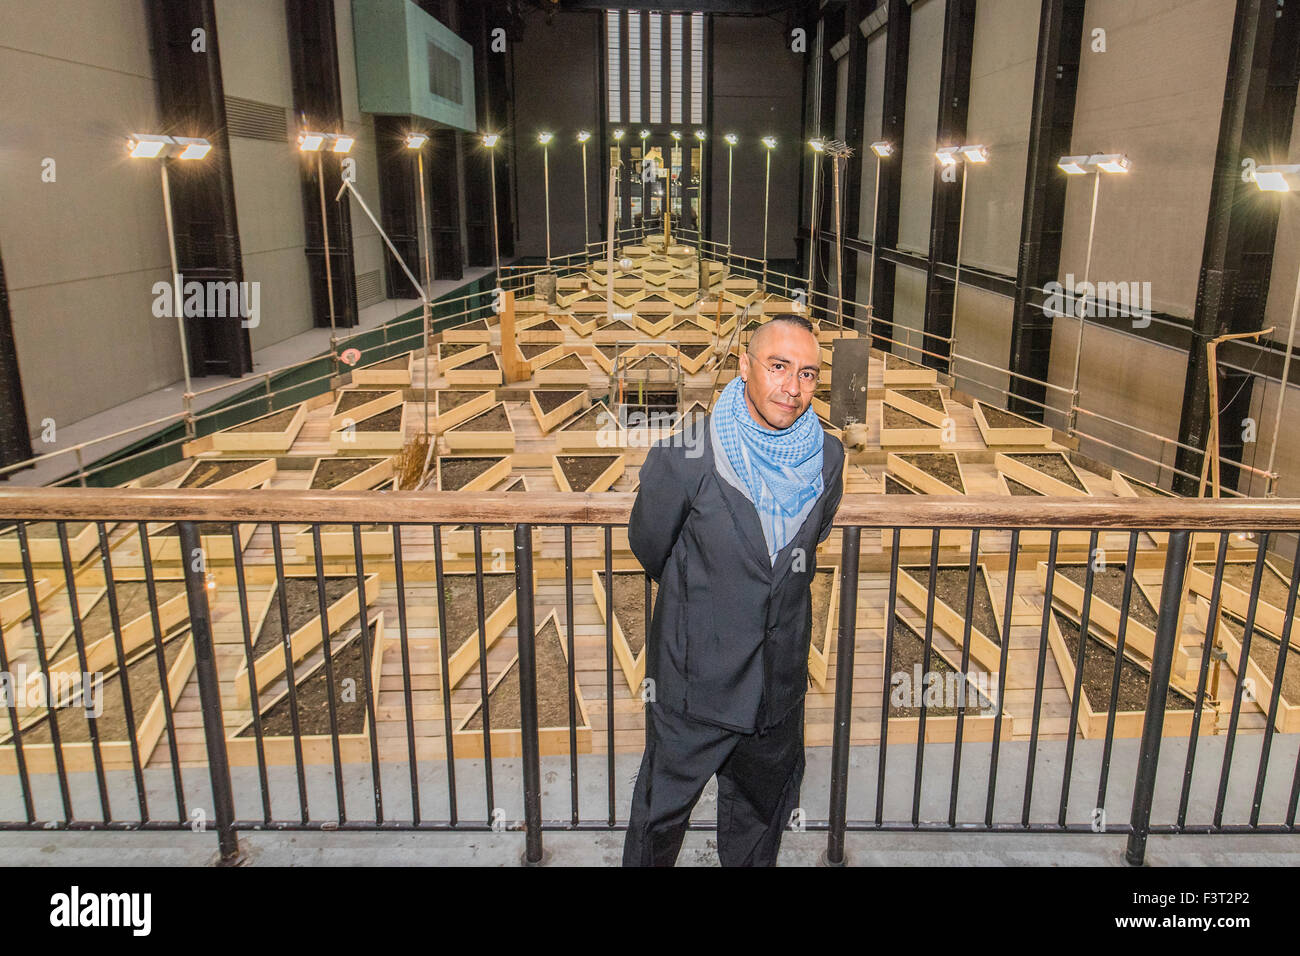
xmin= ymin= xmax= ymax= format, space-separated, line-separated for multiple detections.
xmin=710 ymin=376 xmax=825 ymax=564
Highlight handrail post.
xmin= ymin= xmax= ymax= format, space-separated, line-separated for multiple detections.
xmin=1125 ymin=528 xmax=1191 ymax=866
xmin=178 ymin=521 xmax=241 ymax=864
xmin=514 ymin=522 xmax=545 ymax=865
xmin=824 ymin=525 xmax=861 ymax=866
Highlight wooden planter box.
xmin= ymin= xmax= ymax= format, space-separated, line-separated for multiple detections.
xmin=881 ymin=614 xmax=1012 ymax=744
xmin=881 ymin=461 xmax=968 ymax=550
xmin=895 ymin=563 xmax=1006 ymax=677
xmin=564 ymin=311 xmax=600 ymax=337
xmin=0 ymin=629 xmax=196 ymax=775
xmin=328 ymin=403 xmax=410 ymax=453
xmin=172 ymin=456 xmax=276 ymax=492
xmin=556 ymin=402 xmax=625 ymax=451
xmin=994 ymin=452 xmax=1090 ymax=497
xmin=233 ymin=572 xmax=380 ymax=708
xmin=0 ymin=521 xmax=100 ymax=567
xmin=552 ymin=453 xmax=625 ymax=492
xmin=590 ymin=344 xmax=617 ymax=374
xmin=518 ymin=343 xmax=565 ymax=374
xmin=1046 ymin=607 xmax=1204 ymax=739
xmin=211 ymin=402 xmax=307 ymax=453
xmin=329 ymin=389 xmax=403 ymax=430
xmin=450 ymin=608 xmax=591 ymax=759
xmin=1185 ymin=558 xmax=1300 ymax=642
xmin=1197 ymin=603 xmax=1300 ymax=734
xmin=436 ymin=340 xmax=489 ymax=373
xmin=438 ymin=569 xmax=533 ymax=690
xmin=441 ymin=319 xmax=493 ymax=344
xmin=675 ymin=343 xmax=713 ymax=374
xmin=886 ymin=452 xmax=967 ymax=497
xmin=806 ymin=567 xmax=842 ymax=690
xmin=973 ymin=401 xmax=1052 ymax=447
xmin=880 ymin=404 xmax=944 ymax=448
xmin=444 ymin=352 xmax=503 ymax=387
xmin=591 ymin=318 xmax=639 ymax=343
xmin=1036 ymin=561 xmax=1192 ymax=679
xmin=435 ymin=389 xmax=495 ymax=434
xmin=667 ymin=319 xmax=712 ymax=344
xmin=517 ymin=316 xmax=566 ymax=344
xmin=884 ymin=388 xmax=948 ymax=429
xmin=145 ymin=517 xmax=259 ymax=565
xmin=714 ymin=354 xmax=740 ymax=384
xmin=882 ymin=354 xmax=937 ymax=386
xmin=591 ymin=567 xmax=651 ymax=694
xmin=436 ymin=454 xmax=513 ymax=492
xmin=529 ymin=389 xmax=588 ymax=434
xmin=612 ymin=288 xmax=647 ymax=309
xmin=227 ymin=613 xmax=388 ymax=767
xmin=443 ymin=402 xmax=517 ymax=452
xmin=43 ymin=578 xmax=191 ymax=681
xmin=0 ymin=576 xmax=54 ymax=628
xmin=351 ymin=352 xmax=414 ymax=386
xmin=994 ymin=472 xmax=1091 ymax=548
xmin=306 ymin=456 xmax=394 ymax=492
xmin=533 ymin=353 xmax=590 ymax=386
xmin=635 ymin=313 xmax=674 ymax=337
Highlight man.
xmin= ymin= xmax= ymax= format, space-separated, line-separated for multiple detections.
xmin=623 ymin=314 xmax=844 ymax=867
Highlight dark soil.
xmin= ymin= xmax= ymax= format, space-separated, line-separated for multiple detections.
xmin=80 ymin=580 xmax=186 ymax=645
xmin=440 ymin=342 xmax=481 ymax=358
xmin=180 ymin=459 xmax=263 ymax=488
xmin=15 ymin=628 xmax=190 ymax=744
xmin=459 ymin=354 xmax=500 ymax=371
xmin=894 ymin=388 xmax=945 ymax=411
xmin=452 ymin=319 xmax=490 ymax=332
xmin=741 ymin=319 xmax=763 ymax=332
xmin=452 ymin=404 xmax=511 ymax=432
xmin=597 ymin=570 xmax=656 ymax=656
xmin=520 ymin=344 xmax=558 ymax=359
xmin=1009 ymin=453 xmax=1086 ymax=492
xmin=366 ymin=354 xmax=411 ymax=371
xmin=354 ymin=406 xmax=403 ymax=431
xmin=886 ymin=354 xmax=924 ymax=371
xmin=678 ymin=343 xmax=710 ymax=358
xmin=526 ymin=319 xmax=561 ymax=331
xmin=438 ymin=390 xmax=488 ymax=414
xmin=335 ymin=390 xmax=395 ymax=414
xmin=462 ymin=617 xmax=576 ymax=731
xmin=1052 ymin=609 xmax=1194 ymax=712
xmin=558 ymin=455 xmax=619 ymax=491
xmin=884 ymin=406 xmax=935 ymax=429
xmin=533 ymin=389 xmax=581 ymax=412
xmin=1004 ymin=476 xmax=1042 ymax=496
xmin=898 ymin=453 xmax=964 ymax=493
xmin=720 ymin=354 xmax=738 ymax=370
xmin=440 ymin=573 xmax=516 ymax=652
xmin=810 ymin=569 xmax=834 ymax=653
xmin=628 ymin=355 xmax=673 ymax=372
xmin=979 ymin=402 xmax=1040 ymax=430
xmin=906 ymin=566 xmax=1000 ymax=645
xmin=439 ymin=456 xmax=505 ymax=491
xmin=886 ymin=616 xmax=992 ymax=718
xmin=1218 ymin=562 xmax=1292 ymax=611
xmin=1123 ymin=475 xmax=1177 ymax=498
xmin=0 ymin=580 xmax=27 ymax=600
xmin=602 ymin=320 xmax=635 ymax=331
xmin=227 ymin=406 xmax=299 ymax=434
xmin=885 ymin=475 xmax=916 ymax=495
xmin=240 ymin=628 xmax=373 ymax=737
xmin=814 ymin=386 xmax=831 ymax=402
xmin=562 ymin=403 xmax=611 ymax=431
xmin=544 ymin=354 xmax=587 ymax=370
xmin=250 ymin=577 xmax=358 ymax=660
xmin=311 ymin=457 xmax=384 ymax=489
xmin=1218 ymin=611 xmax=1300 ymax=706
xmin=1057 ymin=564 xmax=1159 ymax=632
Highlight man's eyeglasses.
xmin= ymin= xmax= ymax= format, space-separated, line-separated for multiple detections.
xmin=746 ymin=353 xmax=819 ymax=389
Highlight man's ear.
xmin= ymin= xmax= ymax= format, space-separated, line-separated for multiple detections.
xmin=738 ymin=351 xmax=751 ymax=383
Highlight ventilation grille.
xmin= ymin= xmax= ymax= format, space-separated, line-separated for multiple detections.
xmin=355 ymin=269 xmax=384 ymax=309
xmin=225 ymin=96 xmax=288 ymax=142
xmin=427 ymin=40 xmax=463 ymax=104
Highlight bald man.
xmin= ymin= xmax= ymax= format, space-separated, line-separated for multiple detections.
xmin=623 ymin=314 xmax=844 ymax=867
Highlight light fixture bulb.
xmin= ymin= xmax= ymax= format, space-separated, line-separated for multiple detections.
xmin=578 ymin=130 xmax=591 ymax=143
xmin=960 ymin=144 xmax=989 ymax=164
xmin=935 ymin=146 xmax=960 ymax=166
xmin=1057 ymin=154 xmax=1090 ymax=175
xmin=809 ymin=138 xmax=826 ymax=152
xmin=724 ymin=133 xmax=738 ymax=146
xmin=1092 ymin=153 xmax=1131 ymax=174
xmin=694 ymin=130 xmax=706 ymax=141
xmin=405 ymin=132 xmax=428 ymax=150
xmin=870 ymin=141 xmax=894 ymax=158
xmin=538 ymin=131 xmax=554 ymax=145
xmin=613 ymin=129 xmax=625 ymax=141
xmin=1255 ymin=164 xmax=1300 ymax=192
xmin=482 ymin=133 xmax=500 ymax=148
xmin=331 ymin=134 xmax=355 ymax=154
xmin=297 ymin=131 xmax=326 ymax=152
xmin=761 ymin=136 xmax=777 ymax=149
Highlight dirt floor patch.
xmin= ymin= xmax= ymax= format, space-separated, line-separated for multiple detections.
xmin=461 ymin=617 xmax=575 ymax=731
xmin=898 ymin=453 xmax=964 ymax=493
xmin=335 ymin=390 xmax=396 ymax=414
xmin=452 ymin=404 xmax=511 ymax=432
xmin=451 ymin=319 xmax=489 ymax=331
xmin=352 ymin=406 xmax=403 ymax=431
xmin=561 ymin=403 xmax=612 ymax=431
xmin=438 ymin=390 xmax=489 ymax=414
xmin=533 ymin=389 xmax=581 ymax=412
xmin=978 ymin=402 xmax=1041 ymax=430
xmin=1123 ymin=476 xmax=1176 ymax=498
xmin=180 ymin=459 xmax=263 ymax=489
xmin=678 ymin=343 xmax=710 ymax=358
xmin=441 ymin=342 xmax=481 ymax=358
xmin=459 ymin=354 xmax=500 ymax=371
xmin=520 ymin=344 xmax=558 ymax=359
xmin=1003 ymin=476 xmax=1042 ymax=496
xmin=544 ymin=354 xmax=588 ymax=370
xmin=884 ymin=406 xmax=935 ymax=429
xmin=893 ymin=388 xmax=945 ymax=411
xmin=226 ymin=406 xmax=300 ymax=434
xmin=244 ymin=630 xmax=373 ymax=737
xmin=527 ymin=319 xmax=561 ymax=331
xmin=1053 ymin=609 xmax=1194 ymax=713
xmin=250 ymin=577 xmax=357 ymax=659
xmin=558 ymin=455 xmax=619 ymax=490
xmin=312 ymin=457 xmax=384 ymax=489
xmin=887 ymin=616 xmax=992 ymax=718
xmin=597 ymin=570 xmax=656 ymax=655
xmin=1218 ymin=611 xmax=1300 ymax=706
xmin=1057 ymin=564 xmax=1159 ymax=632
xmin=440 ymin=573 xmax=516 ymax=651
xmin=1008 ymin=453 xmax=1086 ymax=492
xmin=885 ymin=475 xmax=916 ymax=494
xmin=439 ymin=456 xmax=505 ymax=491
xmin=1217 ymin=562 xmax=1293 ymax=611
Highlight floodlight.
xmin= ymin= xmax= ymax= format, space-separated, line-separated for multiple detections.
xmin=172 ymin=137 xmax=212 ymax=160
xmin=870 ymin=141 xmax=894 ymax=158
xmin=1255 ymin=164 xmax=1300 ymax=192
xmin=538 ymin=131 xmax=554 ymax=145
xmin=694 ymin=130 xmax=706 ymax=141
xmin=613 ymin=129 xmax=625 ymax=141
xmin=1092 ymin=153 xmax=1130 ymax=174
xmin=297 ymin=131 xmax=326 ymax=152
xmin=960 ymin=144 xmax=989 ymax=164
xmin=671 ymin=130 xmax=682 ymax=141
xmin=639 ymin=129 xmax=650 ymax=140
xmin=1057 ymin=155 xmax=1090 ymax=175
xmin=331 ymin=135 xmax=355 ymax=154
xmin=405 ymin=133 xmax=428 ymax=149
xmin=809 ymin=138 xmax=826 ymax=152
xmin=935 ymin=146 xmax=960 ymax=166
xmin=128 ymin=133 xmax=173 ymax=158
xmin=482 ymin=133 xmax=500 ymax=148
xmin=761 ymin=136 xmax=777 ymax=149
xmin=724 ymin=133 xmax=738 ymax=146
xmin=578 ymin=130 xmax=591 ymax=143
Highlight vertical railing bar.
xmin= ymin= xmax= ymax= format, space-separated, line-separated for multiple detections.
xmin=471 ymin=526 xmax=495 ymax=821
xmin=604 ymin=525 xmax=616 ymax=827
xmin=1022 ymin=530 xmax=1060 ymax=828
xmin=17 ymin=521 xmax=73 ymax=823
xmin=137 ymin=521 xmax=186 ymax=822
xmin=229 ymin=521 xmax=272 ymax=825
xmin=948 ymin=528 xmax=980 ymax=828
xmin=515 ymin=524 xmax=544 ymax=864
xmin=1059 ymin=529 xmax=1100 ymax=829
xmin=824 ymin=525 xmax=861 ymax=865
xmin=1249 ymin=532 xmax=1300 ymax=828
xmin=0 ymin=570 xmax=35 ymax=822
xmin=95 ymin=521 xmax=149 ymax=823
xmin=985 ymin=528 xmax=1019 ymax=829
xmin=177 ymin=521 xmax=239 ymax=863
xmin=1213 ymin=533 xmax=1270 ymax=829
xmin=308 ymin=521 xmax=348 ymax=825
xmin=270 ymin=524 xmax=310 ymax=824
xmin=564 ymin=526 xmax=579 ymax=826
xmin=57 ymin=520 xmax=112 ymax=822
xmin=1097 ymin=532 xmax=1140 ymax=813
xmin=429 ymin=524 xmax=450 ymax=827
xmin=1179 ymin=531 xmax=1229 ymax=829
xmin=875 ymin=528 xmax=901 ymax=828
xmin=912 ymin=529 xmax=941 ymax=827
xmin=1125 ymin=528 xmax=1191 ymax=866
xmin=351 ymin=526 xmax=384 ymax=825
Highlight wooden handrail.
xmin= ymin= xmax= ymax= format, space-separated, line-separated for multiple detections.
xmin=2 ymin=487 xmax=1300 ymax=531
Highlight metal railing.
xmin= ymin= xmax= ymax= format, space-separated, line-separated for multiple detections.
xmin=0 ymin=487 xmax=1297 ymax=865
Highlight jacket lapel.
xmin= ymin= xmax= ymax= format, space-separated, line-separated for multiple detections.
xmin=705 ymin=419 xmax=775 ymax=575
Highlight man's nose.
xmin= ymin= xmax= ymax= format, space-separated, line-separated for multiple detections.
xmin=782 ymin=374 xmax=801 ymax=398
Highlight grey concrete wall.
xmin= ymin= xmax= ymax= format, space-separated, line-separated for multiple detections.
xmin=337 ymin=0 xmax=387 ymax=310
xmin=896 ymin=0 xmax=943 ymax=255
xmin=856 ymin=27 xmax=887 ymax=247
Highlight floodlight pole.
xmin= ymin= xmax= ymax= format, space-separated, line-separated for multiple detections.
xmin=761 ymin=148 xmax=772 ymax=291
xmin=489 ymin=147 xmax=501 ymax=279
xmin=317 ymin=151 xmax=338 ymax=376
xmin=543 ymin=142 xmax=552 ymax=269
xmin=726 ymin=141 xmax=735 ymax=249
xmin=832 ymin=152 xmax=845 ymax=329
xmin=416 ymin=147 xmax=433 ymax=439
xmin=950 ymin=160 xmax=969 ymax=372
xmin=808 ymin=149 xmax=820 ymax=308
xmin=158 ymin=161 xmax=194 ymax=436
xmin=866 ymin=151 xmax=883 ymax=334
xmin=1265 ymin=263 xmax=1300 ymax=495
xmin=581 ymin=138 xmax=590 ymax=250
xmin=1068 ymin=171 xmax=1101 ymax=436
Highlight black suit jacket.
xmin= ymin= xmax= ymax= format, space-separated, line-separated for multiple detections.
xmin=628 ymin=414 xmax=845 ymax=733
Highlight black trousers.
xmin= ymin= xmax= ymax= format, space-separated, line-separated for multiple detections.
xmin=622 ymin=698 xmax=806 ymax=867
